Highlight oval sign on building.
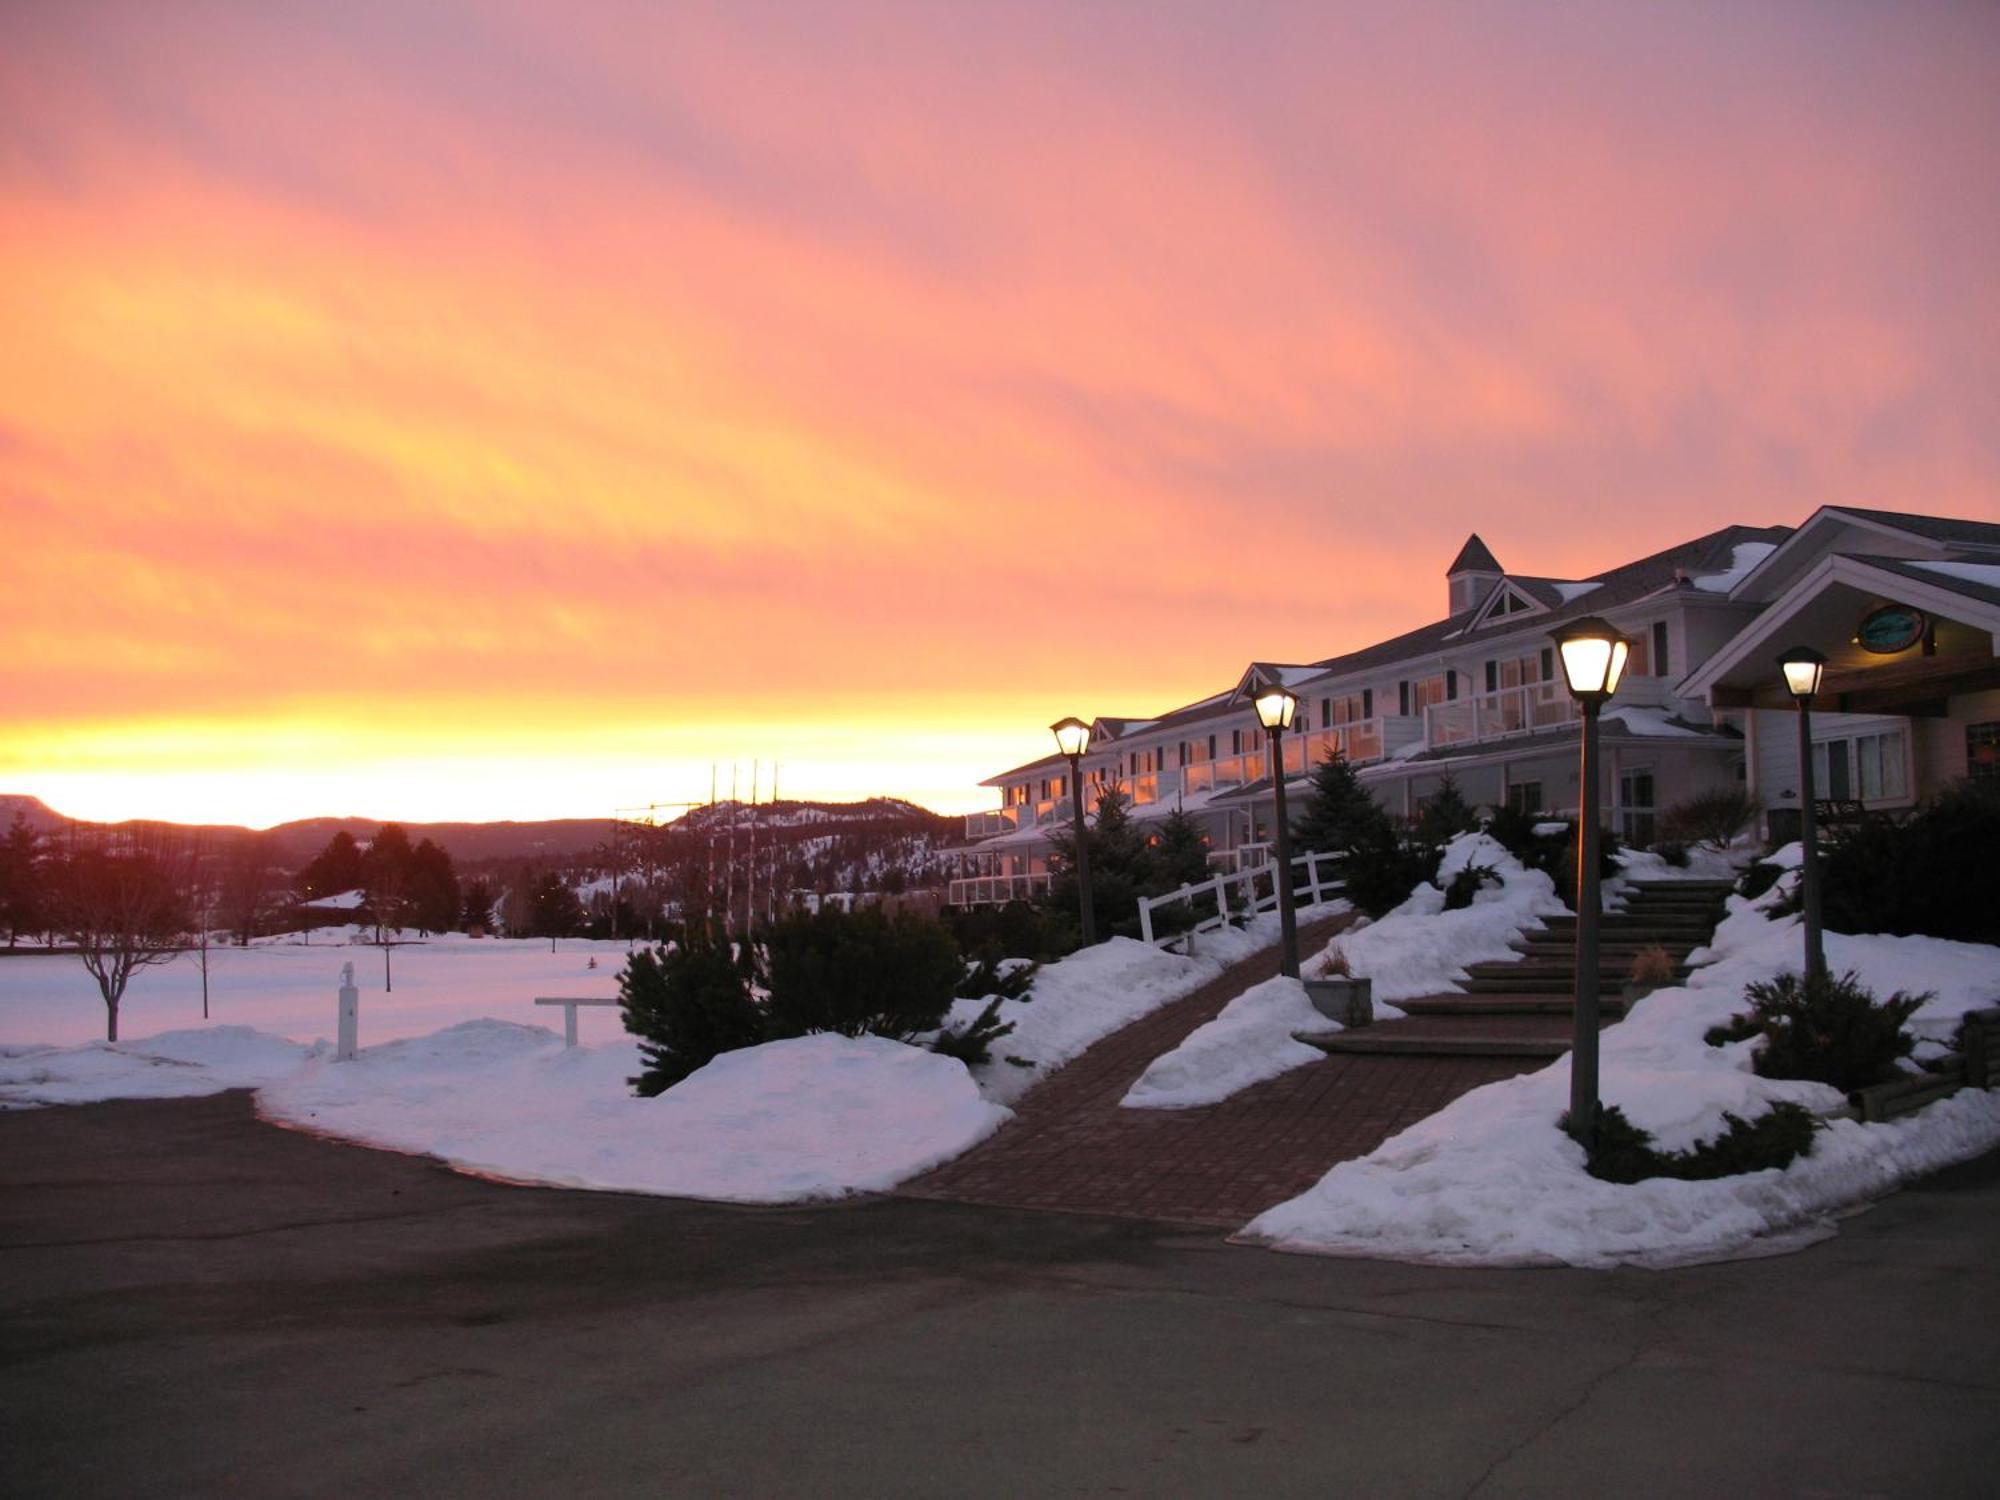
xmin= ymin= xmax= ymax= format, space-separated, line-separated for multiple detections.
xmin=1856 ymin=603 xmax=1927 ymax=655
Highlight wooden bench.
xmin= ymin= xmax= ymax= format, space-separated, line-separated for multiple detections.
xmin=534 ymin=995 xmax=619 ymax=1048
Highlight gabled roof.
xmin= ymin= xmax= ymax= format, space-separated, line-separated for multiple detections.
xmin=1823 ymin=507 xmax=2000 ymax=549
xmin=1447 ymin=533 xmax=1503 ymax=575
xmin=1723 ymin=505 xmax=2000 ymax=602
xmin=980 ymin=521 xmax=1794 ymax=786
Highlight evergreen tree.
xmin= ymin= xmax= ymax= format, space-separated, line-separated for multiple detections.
xmin=1414 ymin=771 xmax=1478 ymax=846
xmin=298 ymin=830 xmax=365 ymax=900
xmin=460 ymin=878 xmax=496 ymax=931
xmin=1146 ymin=807 xmax=1212 ymax=892
xmin=1293 ymin=751 xmax=1393 ymax=856
xmin=619 ymin=933 xmax=766 ymax=1096
xmin=1041 ymin=782 xmax=1147 ymax=942
xmin=528 ymin=871 xmax=586 ymax=938
xmin=361 ymin=823 xmax=416 ymax=938
xmin=0 ymin=812 xmax=41 ymax=948
xmin=407 ymin=838 xmax=460 ymax=934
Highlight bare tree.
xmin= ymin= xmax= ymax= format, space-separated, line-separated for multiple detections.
xmin=50 ymin=826 xmax=193 ymax=1042
xmin=218 ymin=830 xmax=281 ymax=946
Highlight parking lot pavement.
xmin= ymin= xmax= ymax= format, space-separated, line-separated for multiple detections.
xmin=4 ymin=1091 xmax=1998 ymax=1498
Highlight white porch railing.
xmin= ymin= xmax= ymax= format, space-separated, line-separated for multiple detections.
xmin=948 ymin=873 xmax=1054 ymax=907
xmin=1136 ymin=850 xmax=1344 ymax=949
xmin=1424 ymin=682 xmax=1577 ymax=749
xmin=963 ymin=808 xmax=1023 ymax=839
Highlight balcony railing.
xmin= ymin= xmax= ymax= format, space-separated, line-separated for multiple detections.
xmin=1424 ymin=682 xmax=1577 ymax=749
xmin=947 ymin=872 xmax=1054 ymax=907
xmin=963 ymin=807 xmax=1023 ymax=839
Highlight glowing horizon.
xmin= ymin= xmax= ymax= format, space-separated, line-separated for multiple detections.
xmin=5 ymin=2 xmax=1997 ymax=829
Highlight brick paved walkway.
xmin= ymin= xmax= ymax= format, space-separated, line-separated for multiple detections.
xmin=900 ymin=913 xmax=1532 ymax=1228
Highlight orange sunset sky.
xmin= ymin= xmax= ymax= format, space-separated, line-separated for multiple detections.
xmin=4 ymin=1 xmax=1997 ymax=826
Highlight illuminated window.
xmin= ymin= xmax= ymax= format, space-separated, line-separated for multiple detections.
xmin=1970 ymin=722 xmax=1999 ymax=781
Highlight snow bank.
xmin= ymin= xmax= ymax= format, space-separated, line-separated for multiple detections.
xmin=1324 ymin=835 xmax=1565 ymax=1003
xmin=1119 ymin=976 xmax=1327 ymax=1110
xmin=948 ymin=919 xmax=1294 ymax=1106
xmin=259 ymin=1026 xmax=1010 ymax=1202
xmin=1238 ymin=861 xmax=2000 ymax=1268
xmin=0 ymin=1026 xmax=318 ymax=1108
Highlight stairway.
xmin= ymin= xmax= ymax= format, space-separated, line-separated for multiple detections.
xmin=1302 ymin=879 xmax=1735 ymax=1059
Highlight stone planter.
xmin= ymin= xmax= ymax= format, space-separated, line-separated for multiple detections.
xmin=1305 ymin=976 xmax=1373 ymax=1028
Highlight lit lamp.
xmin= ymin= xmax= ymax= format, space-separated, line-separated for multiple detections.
xmin=1551 ymin=616 xmax=1631 ymax=1148
xmin=1778 ymin=647 xmax=1828 ymax=981
xmin=1253 ymin=683 xmax=1302 ymax=978
xmin=1051 ymin=716 xmax=1097 ymax=946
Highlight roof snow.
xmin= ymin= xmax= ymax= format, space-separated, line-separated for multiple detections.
xmin=1690 ymin=541 xmax=1779 ymax=593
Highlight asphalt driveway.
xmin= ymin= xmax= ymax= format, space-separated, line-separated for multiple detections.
xmin=3 ymin=1091 xmax=1996 ymax=1497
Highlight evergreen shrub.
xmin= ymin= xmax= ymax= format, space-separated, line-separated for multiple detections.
xmin=1820 ymin=778 xmax=2000 ymax=945
xmin=761 ymin=906 xmax=963 ymax=1041
xmin=1442 ymin=861 xmax=1501 ymax=911
xmin=1705 ymin=969 xmax=1927 ymax=1092
xmin=1566 ymin=1102 xmax=1817 ymax=1184
xmin=620 ymin=934 xmax=764 ymax=1097
xmin=930 ymin=996 xmax=1015 ymax=1067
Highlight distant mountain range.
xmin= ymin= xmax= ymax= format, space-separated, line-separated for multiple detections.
xmin=0 ymin=793 xmax=960 ymax=869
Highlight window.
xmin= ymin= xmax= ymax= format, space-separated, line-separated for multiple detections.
xmin=1409 ymin=673 xmax=1452 ymax=714
xmin=1540 ymin=647 xmax=1556 ymax=681
xmin=1321 ymin=697 xmax=1331 ymax=729
xmin=1507 ymin=781 xmax=1543 ymax=814
xmin=1231 ymin=728 xmax=1243 ymax=755
xmin=1363 ymin=688 xmax=1374 ymax=719
xmin=1813 ymin=729 xmax=1909 ymax=803
xmin=1652 ymin=621 xmax=1670 ymax=678
xmin=1486 ymin=591 xmax=1530 ymax=620
xmin=1485 ymin=660 xmax=1498 ymax=693
xmin=1619 ymin=768 xmax=1656 ymax=846
xmin=1627 ymin=630 xmax=1651 ymax=678
xmin=1971 ymin=722 xmax=1999 ymax=781
xmin=1399 ymin=681 xmax=1410 ymax=716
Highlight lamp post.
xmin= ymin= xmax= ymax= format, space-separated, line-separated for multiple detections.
xmin=1051 ymin=716 xmax=1097 ymax=947
xmin=1551 ymin=616 xmax=1631 ymax=1148
xmin=1779 ymin=647 xmax=1828 ymax=982
xmin=1253 ymin=684 xmax=1301 ymax=978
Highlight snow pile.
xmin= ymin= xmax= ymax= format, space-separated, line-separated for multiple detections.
xmin=1326 ymin=834 xmax=1566 ymax=1003
xmin=1120 ymin=976 xmax=1327 ymax=1110
xmin=0 ymin=1026 xmax=318 ymax=1108
xmin=259 ymin=1026 xmax=1010 ymax=1202
xmin=1238 ymin=866 xmax=2000 ymax=1268
xmin=946 ymin=920 xmax=1293 ymax=1106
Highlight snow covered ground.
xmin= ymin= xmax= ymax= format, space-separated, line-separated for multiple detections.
xmin=1237 ymin=857 xmax=2000 ymax=1268
xmin=1119 ymin=974 xmax=1328 ymax=1110
xmin=0 ymin=929 xmax=632 ymax=1049
xmin=258 ymin=1027 xmax=1009 ymax=1203
xmin=1 ymin=913 xmax=1305 ymax=1199
xmin=1322 ymin=834 xmax=1566 ymax=1003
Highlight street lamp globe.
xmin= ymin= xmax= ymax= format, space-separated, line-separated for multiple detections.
xmin=1779 ymin=647 xmax=1827 ymax=702
xmin=1253 ymin=684 xmax=1298 ymax=733
xmin=1551 ymin=617 xmax=1631 ymax=702
xmin=1050 ymin=716 xmax=1091 ymax=758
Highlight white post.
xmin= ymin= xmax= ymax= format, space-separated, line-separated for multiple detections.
xmin=336 ymin=961 xmax=359 ymax=1061
xmin=1139 ymin=895 xmax=1155 ymax=947
xmin=1214 ymin=872 xmax=1231 ymax=924
xmin=564 ymin=1002 xmax=579 ymax=1050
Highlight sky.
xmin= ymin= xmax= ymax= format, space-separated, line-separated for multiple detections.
xmin=3 ymin=1 xmax=1997 ymax=826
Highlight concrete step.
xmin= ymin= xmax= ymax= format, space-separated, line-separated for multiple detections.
xmin=1295 ymin=1028 xmax=1574 ymax=1059
xmin=1397 ymin=993 xmax=1630 ymax=1017
xmin=1625 ymin=880 xmax=1735 ymax=893
xmin=1466 ymin=959 xmax=1691 ymax=978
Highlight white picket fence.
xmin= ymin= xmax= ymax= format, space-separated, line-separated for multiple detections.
xmin=1137 ymin=850 xmax=1344 ymax=950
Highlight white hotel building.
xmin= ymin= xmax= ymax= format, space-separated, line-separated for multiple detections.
xmin=950 ymin=506 xmax=2000 ymax=906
